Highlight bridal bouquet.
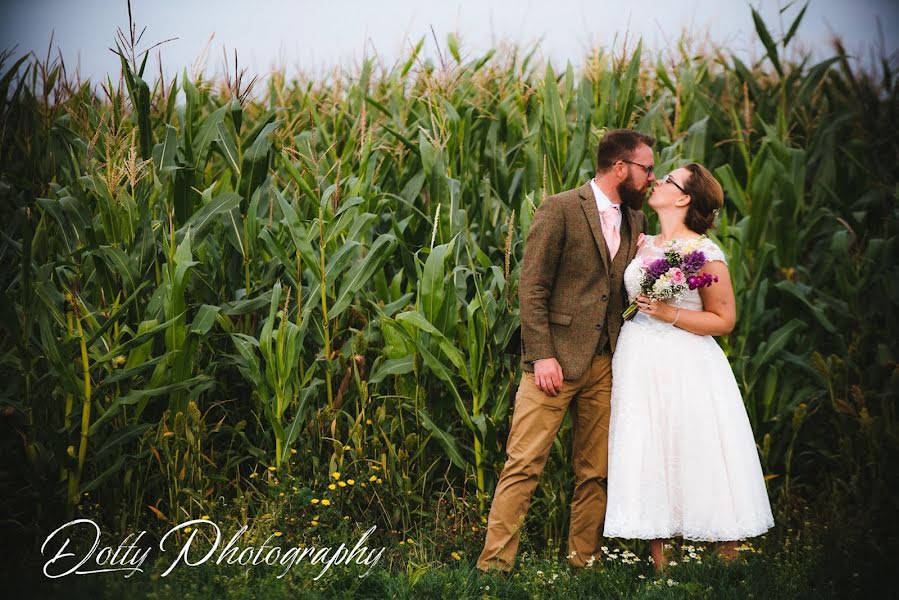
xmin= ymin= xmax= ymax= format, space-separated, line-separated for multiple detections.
xmin=622 ymin=245 xmax=719 ymax=320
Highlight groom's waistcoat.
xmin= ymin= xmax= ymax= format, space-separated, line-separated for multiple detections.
xmin=519 ymin=182 xmax=647 ymax=380
xmin=596 ymin=214 xmax=633 ymax=356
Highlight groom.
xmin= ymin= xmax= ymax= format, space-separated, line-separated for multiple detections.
xmin=477 ymin=129 xmax=655 ymax=571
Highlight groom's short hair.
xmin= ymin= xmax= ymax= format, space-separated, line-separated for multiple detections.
xmin=595 ymin=129 xmax=655 ymax=174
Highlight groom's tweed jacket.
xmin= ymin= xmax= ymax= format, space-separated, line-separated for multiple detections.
xmin=519 ymin=181 xmax=648 ymax=380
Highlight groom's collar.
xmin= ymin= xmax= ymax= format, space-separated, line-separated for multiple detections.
xmin=589 ymin=178 xmax=617 ymax=211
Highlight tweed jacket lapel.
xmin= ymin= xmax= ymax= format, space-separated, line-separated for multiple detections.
xmin=578 ymin=182 xmax=610 ymax=273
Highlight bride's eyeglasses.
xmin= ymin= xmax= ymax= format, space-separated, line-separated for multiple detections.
xmin=660 ymin=174 xmax=687 ymax=194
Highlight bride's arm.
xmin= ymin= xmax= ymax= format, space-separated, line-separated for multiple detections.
xmin=636 ymin=261 xmax=736 ymax=336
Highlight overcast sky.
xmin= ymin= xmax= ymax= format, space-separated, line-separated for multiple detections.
xmin=1 ymin=0 xmax=896 ymax=83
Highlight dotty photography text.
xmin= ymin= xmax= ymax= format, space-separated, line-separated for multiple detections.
xmin=41 ymin=519 xmax=387 ymax=581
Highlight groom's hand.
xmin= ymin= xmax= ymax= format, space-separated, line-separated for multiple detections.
xmin=533 ymin=358 xmax=564 ymax=396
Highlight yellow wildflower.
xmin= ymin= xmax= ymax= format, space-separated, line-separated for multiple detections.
xmin=311 ymin=498 xmax=320 ymax=504
xmin=331 ymin=472 xmax=341 ymax=480
xmin=321 ymin=499 xmax=331 ymax=506
xmin=347 ymin=479 xmax=355 ymax=485
xmin=328 ymin=483 xmax=337 ymax=491
xmin=290 ymin=448 xmax=297 ymax=455
xmin=268 ymin=466 xmax=277 ymax=472
xmin=274 ymin=531 xmax=283 ymax=537
xmin=451 ymin=552 xmax=462 ymax=561
xmin=338 ymin=481 xmax=347 ymax=488
xmin=201 ymin=515 xmax=210 ymax=520
xmin=184 ymin=527 xmax=193 ymax=533
xmin=369 ymin=475 xmax=377 ymax=482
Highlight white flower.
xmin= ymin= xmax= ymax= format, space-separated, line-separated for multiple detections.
xmin=652 ymin=276 xmax=671 ymax=296
xmin=667 ymin=578 xmax=678 ymax=586
xmin=638 ymin=574 xmax=646 ymax=580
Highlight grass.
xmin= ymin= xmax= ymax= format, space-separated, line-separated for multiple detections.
xmin=25 ymin=536 xmax=813 ymax=599
xmin=15 ymin=490 xmax=893 ymax=599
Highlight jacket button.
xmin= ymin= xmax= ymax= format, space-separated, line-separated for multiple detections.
xmin=595 ymin=324 xmax=602 ymax=330
xmin=602 ymin=294 xmax=608 ymax=301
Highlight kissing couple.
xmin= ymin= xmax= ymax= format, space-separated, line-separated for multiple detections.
xmin=476 ymin=129 xmax=774 ymax=572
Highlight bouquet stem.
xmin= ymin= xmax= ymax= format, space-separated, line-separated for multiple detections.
xmin=622 ymin=302 xmax=638 ymax=320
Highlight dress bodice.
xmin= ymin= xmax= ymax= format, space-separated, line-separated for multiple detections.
xmin=623 ymin=235 xmax=727 ymax=312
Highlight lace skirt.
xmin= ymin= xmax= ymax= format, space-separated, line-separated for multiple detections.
xmin=603 ymin=313 xmax=775 ymax=541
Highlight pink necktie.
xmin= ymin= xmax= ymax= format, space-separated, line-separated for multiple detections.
xmin=600 ymin=205 xmax=620 ymax=258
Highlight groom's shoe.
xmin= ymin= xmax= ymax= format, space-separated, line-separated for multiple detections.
xmin=476 ymin=558 xmax=513 ymax=575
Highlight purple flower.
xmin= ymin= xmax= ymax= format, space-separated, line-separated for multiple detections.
xmin=646 ymin=258 xmax=671 ymax=279
xmin=687 ymin=272 xmax=720 ymax=290
xmin=681 ymin=250 xmax=706 ymax=275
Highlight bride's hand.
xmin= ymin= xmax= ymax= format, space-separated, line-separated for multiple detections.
xmin=636 ymin=295 xmax=675 ymax=322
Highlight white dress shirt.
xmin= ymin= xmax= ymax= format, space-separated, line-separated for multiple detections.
xmin=590 ymin=178 xmax=622 ymax=231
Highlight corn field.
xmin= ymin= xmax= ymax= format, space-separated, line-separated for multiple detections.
xmin=1 ymin=7 xmax=897 ymax=586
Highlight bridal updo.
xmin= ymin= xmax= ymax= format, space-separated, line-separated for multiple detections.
xmin=683 ymin=163 xmax=724 ymax=235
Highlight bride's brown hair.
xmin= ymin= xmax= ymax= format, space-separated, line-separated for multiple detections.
xmin=682 ymin=163 xmax=724 ymax=234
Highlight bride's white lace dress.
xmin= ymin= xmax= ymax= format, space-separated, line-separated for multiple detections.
xmin=603 ymin=235 xmax=774 ymax=541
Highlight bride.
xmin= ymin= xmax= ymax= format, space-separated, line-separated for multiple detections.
xmin=603 ymin=162 xmax=774 ymax=569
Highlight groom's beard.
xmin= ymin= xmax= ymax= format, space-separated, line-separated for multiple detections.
xmin=618 ymin=174 xmax=646 ymax=211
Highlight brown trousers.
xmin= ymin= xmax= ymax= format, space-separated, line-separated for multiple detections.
xmin=476 ymin=354 xmax=613 ymax=571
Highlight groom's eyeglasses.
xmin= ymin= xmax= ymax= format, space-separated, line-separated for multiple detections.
xmin=661 ymin=174 xmax=687 ymax=194
xmin=620 ymin=159 xmax=654 ymax=175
